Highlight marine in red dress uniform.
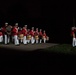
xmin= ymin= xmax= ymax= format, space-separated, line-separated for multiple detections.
xmin=1 ymin=26 xmax=6 ymax=36
xmin=39 ymin=29 xmax=43 ymax=43
xmin=27 ymin=29 xmax=31 ymax=43
xmin=18 ymin=28 xmax=22 ymax=35
xmin=0 ymin=29 xmax=3 ymax=43
xmin=35 ymin=28 xmax=39 ymax=36
xmin=34 ymin=28 xmax=39 ymax=43
xmin=12 ymin=24 xmax=19 ymax=45
xmin=30 ymin=27 xmax=35 ymax=44
xmin=27 ymin=29 xmax=30 ymax=35
xmin=71 ymin=27 xmax=76 ymax=47
xmin=18 ymin=28 xmax=23 ymax=43
xmin=30 ymin=29 xmax=35 ymax=37
xmin=24 ymin=25 xmax=27 ymax=29
xmin=2 ymin=23 xmax=8 ymax=44
xmin=22 ymin=27 xmax=27 ymax=44
xmin=42 ymin=30 xmax=47 ymax=43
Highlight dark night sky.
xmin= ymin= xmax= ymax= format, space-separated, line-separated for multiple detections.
xmin=0 ymin=0 xmax=41 ymax=18
xmin=0 ymin=0 xmax=76 ymax=43
xmin=0 ymin=0 xmax=75 ymax=21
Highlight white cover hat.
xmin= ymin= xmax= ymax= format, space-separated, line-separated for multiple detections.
xmin=15 ymin=23 xmax=18 ymax=25
xmin=32 ymin=27 xmax=34 ymax=28
xmin=25 ymin=25 xmax=27 ymax=26
xmin=5 ymin=22 xmax=8 ymax=24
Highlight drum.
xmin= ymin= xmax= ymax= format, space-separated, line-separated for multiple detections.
xmin=42 ymin=36 xmax=46 ymax=39
xmin=35 ymin=35 xmax=39 ymax=40
xmin=46 ymin=36 xmax=49 ymax=41
xmin=19 ymin=34 xmax=24 ymax=39
xmin=27 ymin=35 xmax=31 ymax=40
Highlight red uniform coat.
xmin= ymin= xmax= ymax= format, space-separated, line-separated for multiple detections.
xmin=71 ymin=30 xmax=74 ymax=35
xmin=12 ymin=27 xmax=18 ymax=35
xmin=0 ymin=32 xmax=3 ymax=36
xmin=39 ymin=31 xmax=43 ymax=36
xmin=35 ymin=31 xmax=39 ymax=36
xmin=27 ymin=31 xmax=30 ymax=35
xmin=22 ymin=29 xmax=27 ymax=36
xmin=30 ymin=30 xmax=35 ymax=36
xmin=1 ymin=26 xmax=6 ymax=35
xmin=71 ymin=29 xmax=76 ymax=38
xmin=43 ymin=33 xmax=47 ymax=38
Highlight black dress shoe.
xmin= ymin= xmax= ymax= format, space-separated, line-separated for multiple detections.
xmin=31 ymin=43 xmax=34 ymax=45
xmin=0 ymin=42 xmax=3 ymax=44
xmin=7 ymin=43 xmax=10 ymax=45
xmin=4 ymin=44 xmax=8 ymax=45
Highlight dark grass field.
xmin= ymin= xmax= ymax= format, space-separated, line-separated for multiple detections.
xmin=0 ymin=44 xmax=76 ymax=75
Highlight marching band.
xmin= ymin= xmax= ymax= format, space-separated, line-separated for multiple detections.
xmin=0 ymin=22 xmax=49 ymax=45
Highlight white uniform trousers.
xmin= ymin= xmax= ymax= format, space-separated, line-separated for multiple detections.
xmin=40 ymin=39 xmax=42 ymax=43
xmin=20 ymin=39 xmax=23 ymax=43
xmin=0 ymin=35 xmax=3 ymax=43
xmin=27 ymin=39 xmax=30 ymax=43
xmin=31 ymin=36 xmax=35 ymax=44
xmin=36 ymin=39 xmax=38 ymax=43
xmin=43 ymin=38 xmax=46 ymax=43
xmin=23 ymin=36 xmax=27 ymax=44
xmin=4 ymin=35 xmax=10 ymax=44
xmin=14 ymin=35 xmax=19 ymax=45
xmin=72 ymin=38 xmax=76 ymax=47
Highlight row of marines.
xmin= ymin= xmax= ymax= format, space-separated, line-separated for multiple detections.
xmin=0 ymin=23 xmax=49 ymax=45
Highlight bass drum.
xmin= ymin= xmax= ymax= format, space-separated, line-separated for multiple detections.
xmin=46 ymin=36 xmax=49 ymax=41
xmin=35 ymin=35 xmax=39 ymax=40
xmin=42 ymin=36 xmax=46 ymax=39
xmin=27 ymin=35 xmax=31 ymax=40
xmin=18 ymin=34 xmax=24 ymax=39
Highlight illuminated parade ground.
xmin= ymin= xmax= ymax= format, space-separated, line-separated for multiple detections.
xmin=0 ymin=43 xmax=58 ymax=51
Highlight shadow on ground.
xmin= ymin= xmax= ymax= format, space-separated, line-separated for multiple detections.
xmin=0 ymin=47 xmax=76 ymax=75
